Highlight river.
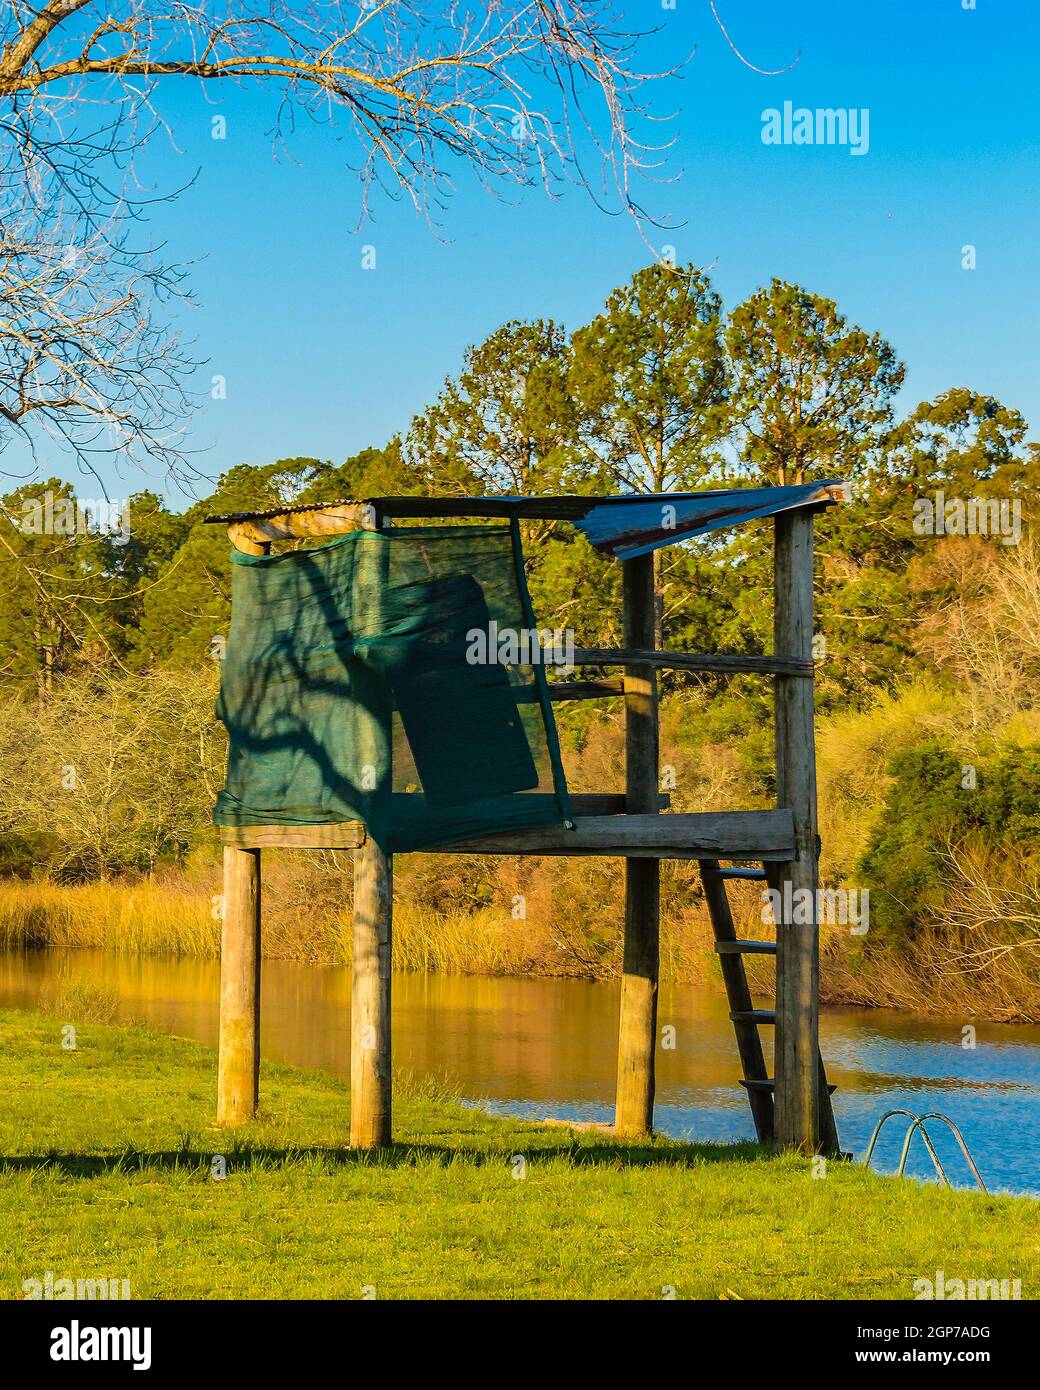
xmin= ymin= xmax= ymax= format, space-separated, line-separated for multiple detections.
xmin=2 ymin=947 xmax=1037 ymax=1195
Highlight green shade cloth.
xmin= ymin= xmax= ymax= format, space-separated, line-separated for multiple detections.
xmin=214 ymin=523 xmax=571 ymax=852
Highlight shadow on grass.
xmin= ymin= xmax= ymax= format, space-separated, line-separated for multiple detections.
xmin=1 ymin=1137 xmax=771 ymax=1179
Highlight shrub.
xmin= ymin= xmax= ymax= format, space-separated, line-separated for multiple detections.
xmin=858 ymin=739 xmax=1040 ymax=939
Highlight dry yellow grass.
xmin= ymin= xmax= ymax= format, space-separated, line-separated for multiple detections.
xmin=820 ymin=919 xmax=1040 ymax=1022
xmin=0 ymin=864 xmax=720 ymax=981
xmin=0 ymin=877 xmax=219 ymax=956
xmin=3 ymin=868 xmax=1037 ymax=1019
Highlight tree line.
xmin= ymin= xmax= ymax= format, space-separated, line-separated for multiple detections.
xmin=1 ymin=262 xmax=1035 ymax=716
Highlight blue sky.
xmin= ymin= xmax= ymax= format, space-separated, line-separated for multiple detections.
xmin=32 ymin=0 xmax=1040 ymax=505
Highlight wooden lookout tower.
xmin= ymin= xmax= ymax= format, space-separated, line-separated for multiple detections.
xmin=206 ymin=484 xmax=846 ymax=1155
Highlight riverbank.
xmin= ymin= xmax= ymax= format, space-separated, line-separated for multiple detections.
xmin=1 ymin=1007 xmax=1035 ymax=1300
xmin=2 ymin=871 xmax=1038 ymax=1023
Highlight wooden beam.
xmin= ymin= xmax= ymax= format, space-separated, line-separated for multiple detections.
xmin=217 ymin=846 xmax=261 ymax=1125
xmin=763 ymin=862 xmax=840 ymax=1158
xmin=773 ymin=509 xmax=823 ymax=1154
xmin=614 ymin=553 xmax=661 ymax=1139
xmin=376 ymin=494 xmax=604 ymax=521
xmin=427 ymin=810 xmax=795 ymax=859
xmin=227 ymin=502 xmax=365 ymax=555
xmin=509 ymin=678 xmax=626 ymax=703
xmin=220 ymin=821 xmax=366 ymax=850
xmin=371 ymin=483 xmax=847 ymax=525
xmin=544 ymin=677 xmax=626 ymax=701
xmin=572 ymin=647 xmax=813 ymax=678
xmin=568 ymin=793 xmax=670 ymax=815
xmin=217 ymin=795 xmax=671 ymax=849
xmin=209 ymin=484 xmax=846 ymax=530
xmin=210 ymin=494 xmax=598 ymax=524
xmin=227 ymin=526 xmax=268 ymax=557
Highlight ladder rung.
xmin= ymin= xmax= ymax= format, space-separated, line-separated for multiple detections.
xmin=704 ymin=867 xmax=768 ymax=881
xmin=730 ymin=1009 xmax=776 ymax=1025
xmin=741 ymin=1079 xmax=837 ymax=1095
xmin=715 ymin=939 xmax=777 ymax=955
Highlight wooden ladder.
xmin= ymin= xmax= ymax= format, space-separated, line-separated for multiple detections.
xmin=698 ymin=858 xmax=839 ymax=1154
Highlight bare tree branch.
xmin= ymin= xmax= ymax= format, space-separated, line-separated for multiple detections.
xmin=0 ymin=1 xmax=679 ymax=227
xmin=0 ymin=197 xmax=195 ymax=489
xmin=707 ymin=1 xmax=800 ymax=77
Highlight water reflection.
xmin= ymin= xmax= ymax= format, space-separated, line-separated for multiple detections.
xmin=2 ymin=948 xmax=1038 ymax=1195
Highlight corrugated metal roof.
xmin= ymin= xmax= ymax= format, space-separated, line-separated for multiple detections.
xmin=572 ymin=482 xmax=847 ymax=559
xmin=206 ymin=482 xmax=847 ymax=556
xmin=205 ymin=497 xmax=363 ymax=524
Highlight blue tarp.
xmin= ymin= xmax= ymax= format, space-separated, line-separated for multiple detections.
xmin=570 ymin=482 xmax=845 ymax=560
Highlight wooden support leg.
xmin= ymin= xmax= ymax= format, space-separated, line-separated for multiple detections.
xmin=773 ymin=510 xmax=821 ymax=1153
xmin=217 ymin=845 xmax=261 ymax=1125
xmin=616 ymin=859 xmax=660 ymax=1137
xmin=615 ymin=552 xmax=660 ymax=1139
xmin=350 ymin=836 xmax=393 ymax=1149
xmin=349 ymin=505 xmax=394 ymax=1150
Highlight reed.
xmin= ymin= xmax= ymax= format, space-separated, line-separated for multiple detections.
xmin=2 ymin=846 xmax=1039 ymax=1020
xmin=821 ymin=919 xmax=1040 ymax=1023
xmin=0 ymin=868 xmax=718 ymax=981
xmin=0 ymin=878 xmax=219 ymax=956
xmin=47 ymin=966 xmax=124 ymax=1024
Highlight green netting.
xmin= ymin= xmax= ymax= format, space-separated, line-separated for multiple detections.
xmin=213 ymin=522 xmax=571 ymax=852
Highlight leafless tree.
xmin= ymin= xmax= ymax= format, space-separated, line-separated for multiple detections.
xmin=0 ymin=665 xmax=225 ymax=876
xmin=914 ymin=533 xmax=1040 ymax=724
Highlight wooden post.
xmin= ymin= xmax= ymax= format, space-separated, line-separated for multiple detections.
xmin=351 ymin=837 xmax=393 ymax=1148
xmin=217 ymin=845 xmax=261 ymax=1124
xmin=350 ymin=506 xmax=393 ymax=1150
xmin=773 ymin=510 xmax=821 ymax=1153
xmin=614 ymin=552 xmax=661 ymax=1138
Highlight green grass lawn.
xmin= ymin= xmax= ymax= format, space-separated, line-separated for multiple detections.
xmin=1 ymin=1006 xmax=1038 ymax=1300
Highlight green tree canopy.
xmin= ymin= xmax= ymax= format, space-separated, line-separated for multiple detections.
xmin=881 ymin=388 xmax=1034 ymax=495
xmin=726 ymin=278 xmax=904 ymax=486
xmin=134 ymin=460 xmax=330 ymax=668
xmin=404 ymin=320 xmax=615 ymax=635
xmin=0 ymin=479 xmax=119 ymax=692
xmin=570 ymin=262 xmax=730 ymax=494
xmin=405 ymin=320 xmax=586 ymax=508
xmin=299 ymin=441 xmax=426 ymax=503
xmin=568 ymin=263 xmax=731 ymax=646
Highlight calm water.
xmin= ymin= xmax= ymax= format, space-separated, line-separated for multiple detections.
xmin=2 ymin=948 xmax=1038 ymax=1196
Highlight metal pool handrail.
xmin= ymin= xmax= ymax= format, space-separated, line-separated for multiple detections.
xmin=862 ymin=1108 xmax=987 ymax=1192
xmin=863 ymin=1109 xmax=948 ymax=1183
xmin=898 ymin=1113 xmax=987 ymax=1192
